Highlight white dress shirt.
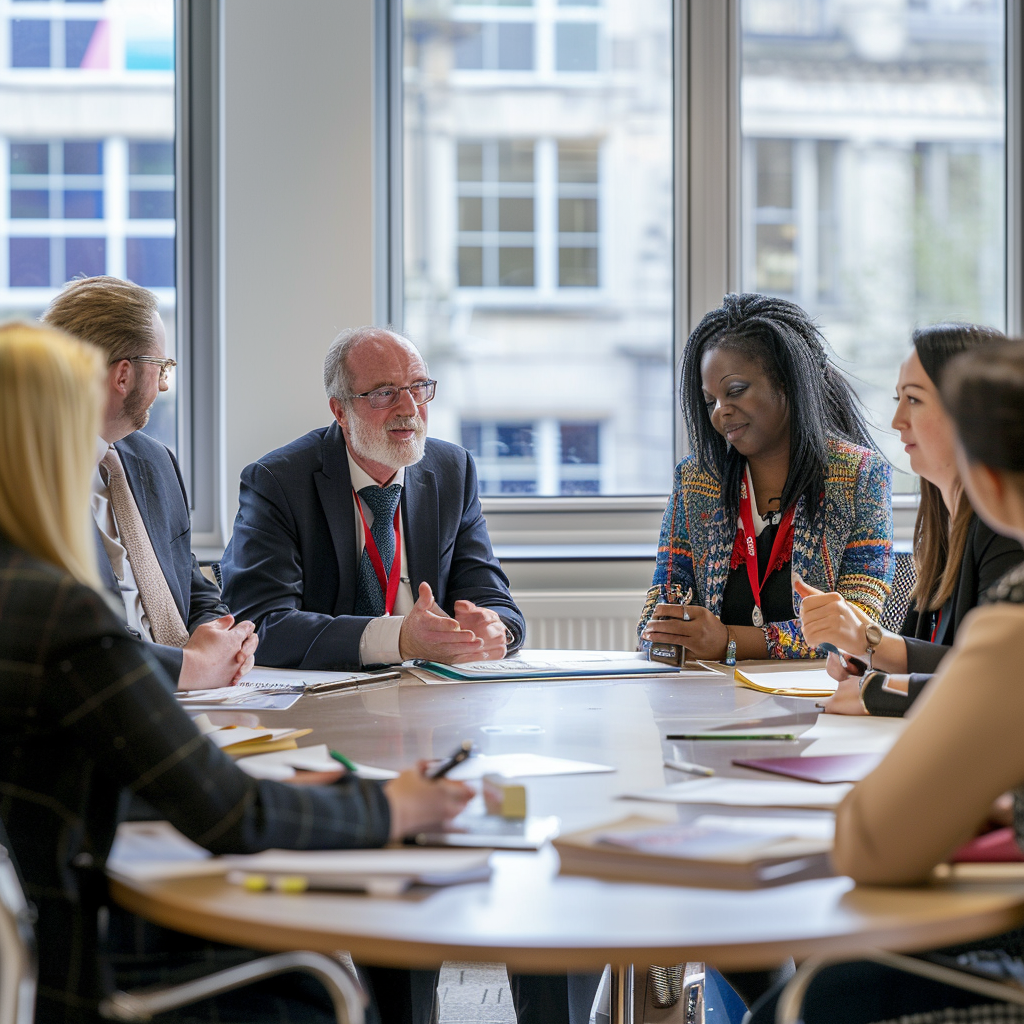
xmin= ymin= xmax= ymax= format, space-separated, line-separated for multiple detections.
xmin=90 ymin=436 xmax=154 ymax=641
xmin=349 ymin=454 xmax=416 ymax=665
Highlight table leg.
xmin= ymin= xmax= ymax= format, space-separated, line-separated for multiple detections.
xmin=609 ymin=964 xmax=634 ymax=1024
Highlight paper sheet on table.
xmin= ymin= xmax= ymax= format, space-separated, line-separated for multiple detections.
xmin=692 ymin=814 xmax=835 ymax=842
xmin=107 ymin=822 xmax=490 ymax=888
xmin=798 ymin=715 xmax=906 ymax=756
xmin=236 ymin=743 xmax=339 ymax=779
xmin=620 ymin=777 xmax=852 ymax=810
xmin=108 ymin=821 xmax=220 ymax=880
xmin=446 ymin=753 xmax=614 ymax=780
xmin=179 ymin=691 xmax=303 ymax=711
xmin=734 ymin=668 xmax=838 ymax=697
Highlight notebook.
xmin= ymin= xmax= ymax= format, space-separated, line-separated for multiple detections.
xmin=732 ymin=753 xmax=883 ymax=784
xmin=554 ymin=814 xmax=832 ymax=889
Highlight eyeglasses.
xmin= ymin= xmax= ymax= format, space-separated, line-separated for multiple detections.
xmin=128 ymin=355 xmax=177 ymax=383
xmin=349 ymin=379 xmax=437 ymax=410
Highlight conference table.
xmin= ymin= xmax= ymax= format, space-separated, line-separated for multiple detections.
xmin=109 ymin=660 xmax=1024 ymax=1023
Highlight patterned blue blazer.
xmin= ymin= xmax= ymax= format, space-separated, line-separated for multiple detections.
xmin=638 ymin=438 xmax=894 ymax=658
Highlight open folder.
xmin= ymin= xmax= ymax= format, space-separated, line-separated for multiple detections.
xmin=733 ymin=667 xmax=838 ymax=698
xmin=410 ymin=649 xmax=688 ymax=682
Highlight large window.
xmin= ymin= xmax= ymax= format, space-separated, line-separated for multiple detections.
xmin=740 ymin=0 xmax=1006 ymax=491
xmin=402 ymin=0 xmax=675 ymax=497
xmin=0 ymin=0 xmax=176 ymax=449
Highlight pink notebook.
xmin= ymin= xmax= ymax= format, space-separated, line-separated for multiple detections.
xmin=952 ymin=827 xmax=1024 ymax=863
xmin=732 ymin=753 xmax=883 ymax=784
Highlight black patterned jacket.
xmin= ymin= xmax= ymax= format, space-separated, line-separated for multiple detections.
xmin=0 ymin=536 xmax=390 ymax=1022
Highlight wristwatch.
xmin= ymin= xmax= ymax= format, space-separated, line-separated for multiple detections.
xmin=864 ymin=622 xmax=883 ymax=671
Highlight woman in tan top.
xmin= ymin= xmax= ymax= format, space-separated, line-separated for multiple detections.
xmin=749 ymin=339 xmax=1024 ymax=1023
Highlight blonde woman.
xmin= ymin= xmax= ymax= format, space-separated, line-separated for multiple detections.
xmin=0 ymin=323 xmax=470 ymax=1023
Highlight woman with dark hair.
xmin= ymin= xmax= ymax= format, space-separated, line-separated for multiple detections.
xmin=798 ymin=323 xmax=1023 ymax=716
xmin=749 ymin=337 xmax=1024 ymax=1024
xmin=638 ymin=292 xmax=893 ymax=662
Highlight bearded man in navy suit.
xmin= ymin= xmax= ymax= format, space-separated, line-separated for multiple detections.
xmin=43 ymin=276 xmax=257 ymax=689
xmin=221 ymin=326 xmax=524 ymax=670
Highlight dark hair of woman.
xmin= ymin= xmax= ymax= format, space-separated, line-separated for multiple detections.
xmin=911 ymin=322 xmax=1006 ymax=611
xmin=680 ymin=292 xmax=874 ymax=520
xmin=941 ymin=337 xmax=1024 ymax=471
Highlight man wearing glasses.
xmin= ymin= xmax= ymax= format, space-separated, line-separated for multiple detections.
xmin=221 ymin=325 xmax=525 ymax=670
xmin=43 ymin=276 xmax=258 ymax=690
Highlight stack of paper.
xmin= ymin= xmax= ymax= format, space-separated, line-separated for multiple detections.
xmin=554 ymin=814 xmax=831 ymax=889
xmin=620 ymin=776 xmax=852 ymax=811
xmin=235 ymin=744 xmax=399 ymax=782
xmin=107 ymin=821 xmax=492 ymax=896
xmin=194 ymin=715 xmax=312 ymax=757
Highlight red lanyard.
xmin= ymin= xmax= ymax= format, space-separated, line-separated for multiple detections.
xmin=353 ymin=488 xmax=402 ymax=616
xmin=737 ymin=476 xmax=795 ymax=625
xmin=930 ymin=608 xmax=943 ymax=644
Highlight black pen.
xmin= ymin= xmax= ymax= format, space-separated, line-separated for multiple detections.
xmin=429 ymin=740 xmax=474 ymax=779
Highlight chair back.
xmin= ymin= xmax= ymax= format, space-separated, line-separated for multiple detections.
xmin=0 ymin=822 xmax=36 ymax=1024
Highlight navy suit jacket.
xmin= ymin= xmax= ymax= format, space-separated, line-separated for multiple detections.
xmin=220 ymin=422 xmax=525 ymax=670
xmin=95 ymin=429 xmax=229 ymax=681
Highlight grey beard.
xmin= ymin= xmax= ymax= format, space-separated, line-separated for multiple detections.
xmin=347 ymin=413 xmax=426 ymax=470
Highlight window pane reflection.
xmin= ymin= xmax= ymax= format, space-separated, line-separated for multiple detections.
xmin=740 ymin=0 xmax=1006 ymax=492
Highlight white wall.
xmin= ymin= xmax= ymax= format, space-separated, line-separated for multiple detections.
xmin=220 ymin=0 xmax=375 ymax=536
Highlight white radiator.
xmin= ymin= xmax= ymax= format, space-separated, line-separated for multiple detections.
xmin=513 ymin=590 xmax=647 ymax=652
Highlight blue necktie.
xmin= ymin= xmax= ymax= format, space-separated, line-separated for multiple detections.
xmin=354 ymin=483 xmax=403 ymax=617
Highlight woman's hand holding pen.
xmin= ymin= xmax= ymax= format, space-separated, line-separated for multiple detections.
xmin=383 ymin=761 xmax=474 ymax=841
xmin=642 ymin=602 xmax=730 ymax=660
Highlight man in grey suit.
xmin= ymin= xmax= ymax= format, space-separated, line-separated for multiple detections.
xmin=222 ymin=326 xmax=524 ymax=670
xmin=43 ymin=276 xmax=257 ymax=689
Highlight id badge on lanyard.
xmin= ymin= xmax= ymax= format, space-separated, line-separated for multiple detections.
xmin=737 ymin=478 xmax=795 ymax=627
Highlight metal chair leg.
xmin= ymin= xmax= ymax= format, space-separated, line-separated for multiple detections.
xmin=680 ymin=963 xmax=705 ymax=1024
xmin=99 ymin=950 xmax=366 ymax=1024
xmin=774 ymin=948 xmax=1024 ymax=1024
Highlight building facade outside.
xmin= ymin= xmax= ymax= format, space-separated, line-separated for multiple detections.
xmin=0 ymin=0 xmax=176 ymax=448
xmin=403 ymin=0 xmax=1005 ymax=496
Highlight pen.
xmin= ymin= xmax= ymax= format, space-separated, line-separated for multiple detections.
xmin=429 ymin=740 xmax=474 ymax=779
xmin=664 ymin=758 xmax=715 ymax=777
xmin=330 ymin=750 xmax=358 ymax=772
xmin=666 ymin=732 xmax=797 ymax=741
xmin=308 ymin=671 xmax=402 ymax=694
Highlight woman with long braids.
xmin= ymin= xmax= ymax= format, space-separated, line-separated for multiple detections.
xmin=639 ymin=293 xmax=893 ymax=661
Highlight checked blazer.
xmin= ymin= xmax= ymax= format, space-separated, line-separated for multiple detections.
xmin=0 ymin=536 xmax=390 ymax=1023
xmin=637 ymin=438 xmax=894 ymax=658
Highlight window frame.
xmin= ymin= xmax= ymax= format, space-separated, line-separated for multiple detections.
xmin=175 ymin=0 xmax=222 ymax=553
xmin=375 ymin=0 xmax=1022 ymax=549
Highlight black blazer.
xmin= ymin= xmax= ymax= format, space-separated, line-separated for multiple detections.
xmin=221 ymin=423 xmax=525 ymax=670
xmin=0 ymin=536 xmax=390 ymax=1022
xmin=95 ymin=429 xmax=229 ymax=681
xmin=865 ymin=515 xmax=1024 ymax=715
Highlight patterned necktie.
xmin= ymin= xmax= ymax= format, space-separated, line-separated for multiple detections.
xmin=100 ymin=448 xmax=191 ymax=647
xmin=353 ymin=483 xmax=403 ymax=617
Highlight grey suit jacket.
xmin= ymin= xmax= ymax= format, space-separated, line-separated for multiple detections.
xmin=95 ymin=429 xmax=229 ymax=682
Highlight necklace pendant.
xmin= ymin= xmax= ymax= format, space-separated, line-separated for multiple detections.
xmin=752 ymin=606 xmax=764 ymax=627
